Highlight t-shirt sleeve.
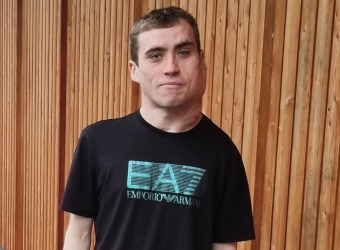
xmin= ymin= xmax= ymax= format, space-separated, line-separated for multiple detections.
xmin=212 ymin=147 xmax=255 ymax=243
xmin=60 ymin=129 xmax=98 ymax=218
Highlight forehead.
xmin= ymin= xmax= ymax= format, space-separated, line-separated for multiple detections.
xmin=137 ymin=20 xmax=197 ymax=53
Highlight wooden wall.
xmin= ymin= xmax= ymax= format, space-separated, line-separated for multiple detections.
xmin=1 ymin=1 xmax=17 ymax=249
xmin=1 ymin=0 xmax=62 ymax=249
xmin=1 ymin=0 xmax=339 ymax=249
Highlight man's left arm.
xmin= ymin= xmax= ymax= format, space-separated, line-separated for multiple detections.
xmin=212 ymin=242 xmax=237 ymax=250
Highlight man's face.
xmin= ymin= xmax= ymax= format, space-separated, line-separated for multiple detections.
xmin=128 ymin=20 xmax=206 ymax=112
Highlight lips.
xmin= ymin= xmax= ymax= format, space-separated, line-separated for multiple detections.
xmin=160 ymin=81 xmax=183 ymax=87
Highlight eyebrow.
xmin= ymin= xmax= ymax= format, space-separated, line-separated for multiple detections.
xmin=144 ymin=41 xmax=196 ymax=56
xmin=174 ymin=41 xmax=195 ymax=50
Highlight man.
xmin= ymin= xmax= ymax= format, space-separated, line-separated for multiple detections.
xmin=61 ymin=6 xmax=255 ymax=250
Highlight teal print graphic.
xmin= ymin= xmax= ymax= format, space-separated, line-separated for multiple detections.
xmin=127 ymin=160 xmax=209 ymax=207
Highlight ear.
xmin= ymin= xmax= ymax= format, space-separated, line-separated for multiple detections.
xmin=128 ymin=60 xmax=139 ymax=82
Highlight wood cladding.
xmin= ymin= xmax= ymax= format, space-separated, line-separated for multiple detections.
xmin=1 ymin=0 xmax=339 ymax=249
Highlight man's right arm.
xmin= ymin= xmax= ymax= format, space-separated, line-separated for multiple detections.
xmin=63 ymin=214 xmax=93 ymax=250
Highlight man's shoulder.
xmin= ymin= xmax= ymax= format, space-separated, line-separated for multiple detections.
xmin=201 ymin=115 xmax=231 ymax=140
xmin=83 ymin=112 xmax=135 ymax=135
xmin=200 ymin=115 xmax=239 ymax=152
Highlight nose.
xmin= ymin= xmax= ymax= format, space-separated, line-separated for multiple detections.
xmin=163 ymin=54 xmax=180 ymax=76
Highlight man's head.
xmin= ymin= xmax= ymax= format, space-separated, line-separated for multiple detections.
xmin=129 ymin=6 xmax=201 ymax=65
xmin=128 ymin=6 xmax=206 ymax=114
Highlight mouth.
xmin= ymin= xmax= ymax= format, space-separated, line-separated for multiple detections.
xmin=160 ymin=81 xmax=183 ymax=88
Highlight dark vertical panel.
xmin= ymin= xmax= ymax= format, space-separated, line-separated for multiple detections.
xmin=15 ymin=0 xmax=23 ymax=249
xmin=58 ymin=0 xmax=68 ymax=249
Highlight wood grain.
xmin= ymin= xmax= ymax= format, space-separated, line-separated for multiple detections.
xmin=1 ymin=0 xmax=339 ymax=249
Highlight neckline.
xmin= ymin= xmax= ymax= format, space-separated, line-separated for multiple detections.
xmin=133 ymin=109 xmax=206 ymax=137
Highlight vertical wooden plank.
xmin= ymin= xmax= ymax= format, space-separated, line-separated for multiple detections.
xmin=271 ymin=0 xmax=302 ymax=249
xmin=9 ymin=0 xmax=13 ymax=245
xmin=285 ymin=0 xmax=318 ymax=248
xmin=179 ymin=0 xmax=188 ymax=10
xmin=187 ymin=0 xmax=197 ymax=18
xmin=19 ymin=0 xmax=24 ymax=243
xmin=64 ymin=0 xmax=76 ymax=234
xmin=7 ymin=1 xmax=11 ymax=246
xmin=196 ymin=0 xmax=206 ymax=49
xmin=27 ymin=2 xmax=33 ymax=248
xmin=11 ymin=1 xmax=15 ymax=244
xmin=3 ymin=0 xmax=7 ymax=245
xmin=41 ymin=0 xmax=47 ymax=248
xmin=84 ymin=0 xmax=90 ymax=125
xmin=114 ymin=0 xmax=123 ymax=117
xmin=315 ymin=0 xmax=338 ymax=248
xmin=35 ymin=0 xmax=40 ymax=245
xmin=317 ymin=44 xmax=340 ymax=248
xmin=5 ymin=0 xmax=9 ymax=244
xmin=148 ymin=0 xmax=156 ymax=11
xmin=40 ymin=1 xmax=45 ymax=247
xmin=0 ymin=1 xmax=3 ymax=246
xmin=20 ymin=0 xmax=29 ymax=244
xmin=98 ymin=0 xmax=107 ymax=120
xmin=126 ymin=0 xmax=141 ymax=115
xmin=108 ymin=0 xmax=117 ymax=118
xmin=73 ymin=0 xmax=80 ymax=145
xmin=41 ymin=1 xmax=46 ymax=247
xmin=23 ymin=0 xmax=30 ymax=247
xmin=30 ymin=2 xmax=35 ymax=247
xmin=63 ymin=0 xmax=76 ymax=239
xmin=231 ymin=0 xmax=251 ymax=151
xmin=242 ymin=0 xmax=265 ymax=194
xmin=1 ymin=0 xmax=5 ymax=247
xmin=48 ymin=0 xmax=59 ymax=246
xmin=254 ymin=1 xmax=286 ymax=249
xmin=201 ymin=0 xmax=216 ymax=117
xmin=78 ymin=0 xmax=85 ymax=127
xmin=163 ymin=0 xmax=172 ymax=8
xmin=1 ymin=1 xmax=7 ymax=246
xmin=1 ymin=1 xmax=6 ymax=244
xmin=209 ymin=0 xmax=226 ymax=126
xmin=171 ymin=0 xmax=180 ymax=6
xmin=156 ymin=0 xmax=163 ymax=9
xmin=221 ymin=0 xmax=238 ymax=135
xmin=32 ymin=1 xmax=38 ymax=248
xmin=0 ymin=0 xmax=3 ymax=245
xmin=92 ymin=0 xmax=100 ymax=122
xmin=27 ymin=0 xmax=33 ymax=247
xmin=301 ymin=0 xmax=335 ymax=249
xmin=48 ymin=0 xmax=55 ymax=245
xmin=81 ymin=0 xmax=88 ymax=126
xmin=103 ymin=0 xmax=112 ymax=119
xmin=11 ymin=1 xmax=15 ymax=242
xmin=47 ymin=2 xmax=53 ymax=246
xmin=88 ymin=0 xmax=95 ymax=124
xmin=119 ymin=0 xmax=130 ymax=116
xmin=54 ymin=0 xmax=62 ymax=246
xmin=331 ymin=2 xmax=340 ymax=249
xmin=20 ymin=1 xmax=24 ymax=247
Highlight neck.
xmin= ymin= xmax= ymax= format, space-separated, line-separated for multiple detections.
xmin=139 ymin=104 xmax=203 ymax=133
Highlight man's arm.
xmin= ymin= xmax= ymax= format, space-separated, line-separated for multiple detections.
xmin=63 ymin=214 xmax=93 ymax=250
xmin=212 ymin=242 xmax=237 ymax=250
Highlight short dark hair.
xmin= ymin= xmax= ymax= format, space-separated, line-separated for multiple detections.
xmin=129 ymin=6 xmax=201 ymax=64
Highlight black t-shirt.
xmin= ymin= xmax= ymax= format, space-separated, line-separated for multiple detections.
xmin=61 ymin=111 xmax=255 ymax=249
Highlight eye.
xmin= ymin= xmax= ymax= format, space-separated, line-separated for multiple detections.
xmin=150 ymin=53 xmax=162 ymax=61
xmin=178 ymin=50 xmax=190 ymax=57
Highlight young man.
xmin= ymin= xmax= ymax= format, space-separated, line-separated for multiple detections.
xmin=61 ymin=6 xmax=255 ymax=250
